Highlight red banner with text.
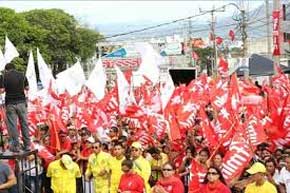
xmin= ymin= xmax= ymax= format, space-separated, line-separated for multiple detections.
xmin=272 ymin=11 xmax=280 ymax=56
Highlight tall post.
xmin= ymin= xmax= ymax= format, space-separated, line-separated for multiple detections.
xmin=241 ymin=9 xmax=249 ymax=78
xmin=188 ymin=19 xmax=193 ymax=67
xmin=199 ymin=6 xmax=225 ymax=76
xmin=211 ymin=10 xmax=217 ymax=76
xmin=266 ymin=0 xmax=272 ymax=57
xmin=273 ymin=0 xmax=281 ymax=74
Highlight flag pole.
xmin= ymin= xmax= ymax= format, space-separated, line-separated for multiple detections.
xmin=207 ymin=119 xmax=236 ymax=162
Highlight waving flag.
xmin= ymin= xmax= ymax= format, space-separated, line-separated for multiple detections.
xmin=85 ymin=58 xmax=107 ymax=100
xmin=115 ymin=66 xmax=136 ymax=114
xmin=0 ymin=49 xmax=5 ymax=71
xmin=160 ymin=73 xmax=175 ymax=111
xmin=56 ymin=61 xmax=85 ymax=96
xmin=229 ymin=30 xmax=235 ymax=41
xmin=134 ymin=42 xmax=163 ymax=84
xmin=26 ymin=50 xmax=38 ymax=98
xmin=4 ymin=36 xmax=19 ymax=64
xmin=37 ymin=48 xmax=54 ymax=89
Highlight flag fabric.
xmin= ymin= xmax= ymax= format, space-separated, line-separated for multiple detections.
xmin=85 ymin=58 xmax=107 ymax=100
xmin=4 ymin=36 xmax=19 ymax=64
xmin=134 ymin=42 xmax=163 ymax=84
xmin=229 ymin=30 xmax=235 ymax=41
xmin=0 ymin=49 xmax=6 ymax=71
xmin=115 ymin=66 xmax=136 ymax=114
xmin=222 ymin=132 xmax=254 ymax=184
xmin=37 ymin=48 xmax=54 ymax=89
xmin=188 ymin=159 xmax=207 ymax=193
xmin=160 ymin=73 xmax=175 ymax=111
xmin=26 ymin=50 xmax=38 ymax=98
xmin=215 ymin=36 xmax=223 ymax=45
xmin=56 ymin=60 xmax=85 ymax=96
xmin=218 ymin=57 xmax=229 ymax=77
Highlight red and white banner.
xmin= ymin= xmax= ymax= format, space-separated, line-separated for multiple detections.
xmin=272 ymin=11 xmax=281 ymax=56
xmin=222 ymin=133 xmax=253 ymax=183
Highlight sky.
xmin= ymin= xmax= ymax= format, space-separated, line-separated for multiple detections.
xmin=0 ymin=0 xmax=265 ymax=27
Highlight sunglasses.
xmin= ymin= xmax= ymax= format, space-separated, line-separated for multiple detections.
xmin=162 ymin=168 xmax=173 ymax=171
xmin=92 ymin=146 xmax=99 ymax=149
xmin=207 ymin=172 xmax=218 ymax=175
xmin=122 ymin=168 xmax=130 ymax=173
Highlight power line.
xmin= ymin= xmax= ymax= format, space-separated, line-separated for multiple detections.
xmin=101 ymin=12 xmax=268 ymax=44
xmin=99 ymin=3 xmax=246 ymax=41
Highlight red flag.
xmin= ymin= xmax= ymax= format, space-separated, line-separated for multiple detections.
xmin=245 ymin=115 xmax=267 ymax=147
xmin=218 ymin=57 xmax=229 ymax=76
xmin=198 ymin=109 xmax=219 ymax=149
xmin=188 ymin=159 xmax=207 ymax=193
xmin=222 ymin=133 xmax=254 ymax=184
xmin=164 ymin=105 xmax=182 ymax=141
xmin=215 ymin=36 xmax=223 ymax=45
xmin=192 ymin=51 xmax=199 ymax=60
xmin=229 ymin=30 xmax=235 ymax=41
xmin=272 ymin=11 xmax=281 ymax=56
xmin=47 ymin=106 xmax=62 ymax=152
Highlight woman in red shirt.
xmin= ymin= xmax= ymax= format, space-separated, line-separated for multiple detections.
xmin=152 ymin=162 xmax=184 ymax=193
xmin=118 ymin=159 xmax=145 ymax=193
xmin=200 ymin=166 xmax=231 ymax=193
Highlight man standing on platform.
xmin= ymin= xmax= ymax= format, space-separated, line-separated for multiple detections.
xmin=0 ymin=63 xmax=30 ymax=152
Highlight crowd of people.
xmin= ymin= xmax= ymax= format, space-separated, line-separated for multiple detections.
xmin=0 ymin=60 xmax=290 ymax=193
xmin=1 ymin=120 xmax=290 ymax=193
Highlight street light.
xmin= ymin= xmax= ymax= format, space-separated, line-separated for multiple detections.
xmin=223 ymin=3 xmax=247 ymax=58
xmin=223 ymin=3 xmax=249 ymax=78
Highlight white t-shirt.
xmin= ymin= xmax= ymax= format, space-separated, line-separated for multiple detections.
xmin=278 ymin=167 xmax=290 ymax=193
xmin=273 ymin=169 xmax=280 ymax=184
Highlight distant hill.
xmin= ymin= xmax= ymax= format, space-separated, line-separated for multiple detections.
xmin=94 ymin=3 xmax=270 ymax=42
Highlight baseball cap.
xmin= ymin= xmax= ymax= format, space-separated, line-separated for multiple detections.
xmin=86 ymin=136 xmax=95 ymax=144
xmin=61 ymin=154 xmax=74 ymax=170
xmin=246 ymin=162 xmax=266 ymax=174
xmin=131 ymin=141 xmax=142 ymax=149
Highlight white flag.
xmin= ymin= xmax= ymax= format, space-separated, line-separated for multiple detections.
xmin=0 ymin=49 xmax=5 ymax=71
xmin=135 ymin=42 xmax=164 ymax=84
xmin=115 ymin=66 xmax=136 ymax=114
xmin=25 ymin=50 xmax=38 ymax=98
xmin=85 ymin=58 xmax=107 ymax=100
xmin=4 ymin=36 xmax=19 ymax=64
xmin=160 ymin=73 xmax=175 ymax=110
xmin=56 ymin=61 xmax=85 ymax=96
xmin=37 ymin=48 xmax=54 ymax=89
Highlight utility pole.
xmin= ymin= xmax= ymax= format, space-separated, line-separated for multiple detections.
xmin=188 ymin=19 xmax=193 ymax=67
xmin=240 ymin=8 xmax=249 ymax=78
xmin=266 ymin=0 xmax=272 ymax=57
xmin=200 ymin=6 xmax=225 ymax=76
xmin=226 ymin=2 xmax=248 ymax=78
xmin=273 ymin=0 xmax=281 ymax=74
xmin=211 ymin=10 xmax=217 ymax=76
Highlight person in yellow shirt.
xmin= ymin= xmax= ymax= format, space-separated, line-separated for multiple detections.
xmin=148 ymin=147 xmax=169 ymax=186
xmin=131 ymin=141 xmax=152 ymax=193
xmin=245 ymin=162 xmax=278 ymax=193
xmin=85 ymin=141 xmax=111 ymax=193
xmin=108 ymin=142 xmax=125 ymax=193
xmin=46 ymin=154 xmax=81 ymax=193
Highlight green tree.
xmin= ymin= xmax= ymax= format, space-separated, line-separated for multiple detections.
xmin=0 ymin=8 xmax=103 ymax=74
xmin=194 ymin=47 xmax=213 ymax=72
xmin=0 ymin=8 xmax=31 ymax=71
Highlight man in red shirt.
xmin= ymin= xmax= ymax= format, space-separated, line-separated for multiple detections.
xmin=118 ymin=159 xmax=145 ymax=193
xmin=56 ymin=130 xmax=72 ymax=159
